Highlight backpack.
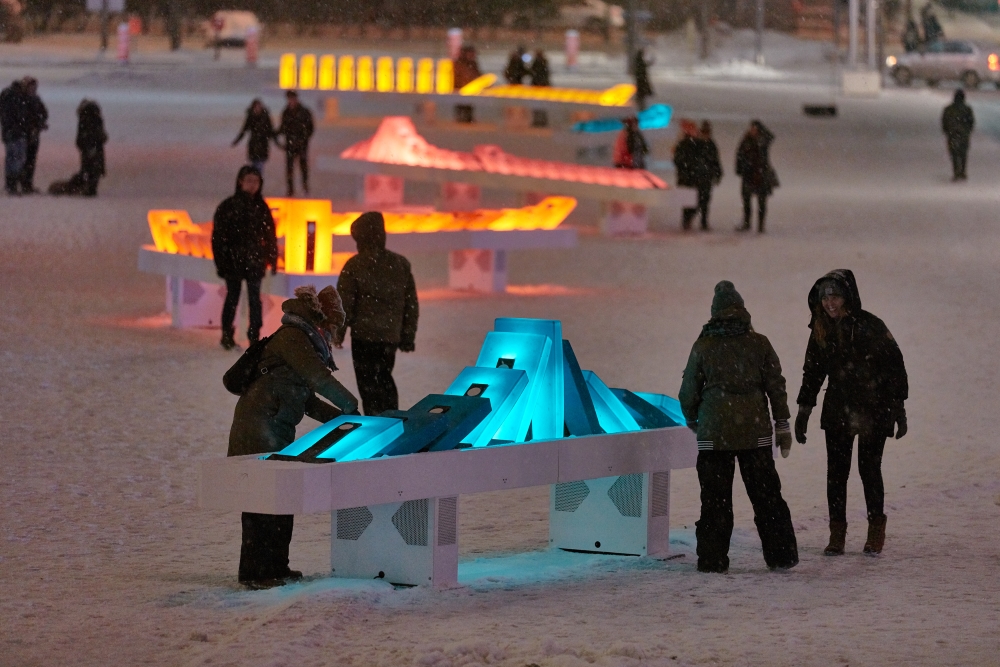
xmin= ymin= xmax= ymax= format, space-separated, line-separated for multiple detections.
xmin=222 ymin=329 xmax=285 ymax=395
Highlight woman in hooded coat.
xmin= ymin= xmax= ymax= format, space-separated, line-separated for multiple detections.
xmin=735 ymin=120 xmax=776 ymax=233
xmin=679 ymin=281 xmax=798 ymax=573
xmin=211 ymin=165 xmax=279 ymax=349
xmin=76 ymin=99 xmax=107 ymax=196
xmin=228 ymin=285 xmax=359 ymax=589
xmin=232 ymin=98 xmax=276 ymax=176
xmin=795 ymin=270 xmax=908 ymax=556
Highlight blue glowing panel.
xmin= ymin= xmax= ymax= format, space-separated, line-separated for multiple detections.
xmin=633 ymin=391 xmax=686 ymax=426
xmin=562 ymin=340 xmax=603 ymax=437
xmin=269 ymin=415 xmax=403 ymax=463
xmin=571 ymin=104 xmax=673 ymax=133
xmin=475 ymin=331 xmax=551 ymax=442
xmin=494 ymin=318 xmax=564 ymax=441
xmin=378 ymin=394 xmax=492 ymax=456
xmin=581 ymin=370 xmax=640 ymax=434
xmin=444 ymin=366 xmax=529 ymax=448
xmin=611 ymin=388 xmax=678 ymax=429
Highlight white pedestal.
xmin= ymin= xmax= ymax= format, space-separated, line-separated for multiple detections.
xmin=166 ymin=277 xmax=284 ymax=336
xmin=549 ymin=471 xmax=671 ymax=558
xmin=331 ymin=496 xmax=459 ymax=588
xmin=841 ymin=70 xmax=881 ymax=97
xmin=362 ymin=174 xmax=405 ymax=208
xmin=440 ymin=182 xmax=481 ymax=211
xmin=602 ymin=201 xmax=649 ymax=236
xmin=448 ymin=249 xmax=507 ymax=292
xmin=502 ymin=105 xmax=531 ymax=130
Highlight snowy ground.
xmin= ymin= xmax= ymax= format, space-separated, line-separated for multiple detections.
xmin=2 ymin=38 xmax=1000 ymax=667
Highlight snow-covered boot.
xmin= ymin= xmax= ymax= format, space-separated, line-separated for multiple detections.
xmin=221 ymin=328 xmax=238 ymax=351
xmin=863 ymin=515 xmax=886 ymax=555
xmin=824 ymin=521 xmax=847 ymax=556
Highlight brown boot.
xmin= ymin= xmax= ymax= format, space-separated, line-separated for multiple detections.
xmin=864 ymin=516 xmax=887 ymax=555
xmin=824 ymin=520 xmax=847 ymax=556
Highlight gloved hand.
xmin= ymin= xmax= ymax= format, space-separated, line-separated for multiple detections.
xmin=399 ymin=340 xmax=415 ymax=353
xmin=794 ymin=405 xmax=812 ymax=444
xmin=776 ymin=431 xmax=792 ymax=458
xmin=892 ymin=402 xmax=907 ymax=439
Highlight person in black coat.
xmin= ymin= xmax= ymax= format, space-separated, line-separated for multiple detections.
xmin=211 ymin=165 xmax=279 ymax=349
xmin=735 ymin=120 xmax=776 ymax=233
xmin=633 ymin=48 xmax=654 ymax=111
xmin=232 ymin=98 xmax=276 ymax=178
xmin=794 ymin=270 xmax=908 ymax=557
xmin=76 ymin=99 xmax=108 ymax=197
xmin=0 ymin=79 xmax=27 ymax=194
xmin=20 ymin=77 xmax=47 ymax=194
xmin=673 ymin=120 xmax=700 ymax=229
xmin=529 ymin=49 xmax=550 ymax=86
xmin=276 ymin=90 xmax=314 ymax=197
xmin=504 ymin=47 xmax=528 ymax=85
xmin=942 ymin=90 xmax=974 ymax=181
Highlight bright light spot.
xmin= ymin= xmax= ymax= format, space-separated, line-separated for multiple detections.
xmin=886 ymin=55 xmax=897 ymax=67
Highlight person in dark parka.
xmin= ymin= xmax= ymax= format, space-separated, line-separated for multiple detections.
xmin=735 ymin=119 xmax=776 ymax=233
xmin=276 ymin=90 xmax=314 ymax=196
xmin=795 ymin=270 xmax=908 ymax=557
xmin=20 ymin=77 xmax=47 ymax=194
xmin=211 ymin=165 xmax=279 ymax=349
xmin=673 ymin=119 xmax=700 ymax=229
xmin=0 ymin=79 xmax=27 ymax=194
xmin=692 ymin=120 xmax=723 ymax=231
xmin=633 ymin=48 xmax=654 ymax=111
xmin=232 ymin=98 xmax=276 ymax=177
xmin=75 ymin=99 xmax=108 ymax=197
xmin=942 ymin=90 xmax=974 ymax=181
xmin=228 ymin=285 xmax=359 ymax=589
xmin=504 ymin=47 xmax=528 ymax=85
xmin=529 ymin=49 xmax=550 ymax=86
xmin=334 ymin=212 xmax=419 ymax=416
xmin=680 ymin=281 xmax=798 ymax=573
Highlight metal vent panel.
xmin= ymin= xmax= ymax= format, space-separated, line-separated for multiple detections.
xmin=554 ymin=480 xmax=590 ymax=512
xmin=392 ymin=499 xmax=429 ymax=546
xmin=651 ymin=472 xmax=670 ymax=517
xmin=437 ymin=497 xmax=457 ymax=546
xmin=336 ymin=506 xmax=374 ymax=540
xmin=608 ymin=474 xmax=643 ymax=518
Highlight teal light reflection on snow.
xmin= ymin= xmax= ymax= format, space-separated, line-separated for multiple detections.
xmin=633 ymin=391 xmax=686 ymax=426
xmin=275 ymin=415 xmax=404 ymax=462
xmin=444 ymin=366 xmax=529 ymax=448
xmin=582 ymin=370 xmax=640 ymax=434
xmin=474 ymin=331 xmax=551 ymax=442
xmin=571 ymin=104 xmax=673 ymax=133
xmin=494 ymin=318 xmax=564 ymax=441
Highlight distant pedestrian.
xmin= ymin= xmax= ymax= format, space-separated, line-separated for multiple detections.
xmin=921 ymin=5 xmax=944 ymax=44
xmin=227 ymin=284 xmax=359 ymax=589
xmin=0 ymin=79 xmax=27 ymax=195
xmin=529 ymin=49 xmax=550 ymax=86
xmin=902 ymin=18 xmax=920 ymax=53
xmin=673 ymin=119 xmax=700 ymax=229
xmin=504 ymin=46 xmax=528 ymax=85
xmin=20 ymin=77 xmax=47 ymax=194
xmin=633 ymin=48 xmax=654 ymax=111
xmin=942 ymin=89 xmax=974 ymax=181
xmin=232 ymin=98 xmax=276 ymax=177
xmin=211 ymin=165 xmax=279 ymax=350
xmin=453 ymin=45 xmax=481 ymax=123
xmin=334 ymin=212 xmax=419 ymax=416
xmin=613 ymin=116 xmax=649 ymax=170
xmin=276 ymin=90 xmax=314 ymax=197
xmin=75 ymin=99 xmax=108 ymax=197
xmin=794 ymin=270 xmax=908 ymax=556
xmin=679 ymin=280 xmax=798 ymax=574
xmin=735 ymin=119 xmax=777 ymax=233
xmin=693 ymin=120 xmax=723 ymax=230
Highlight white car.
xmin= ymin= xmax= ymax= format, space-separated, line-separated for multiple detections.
xmin=888 ymin=40 xmax=1000 ymax=88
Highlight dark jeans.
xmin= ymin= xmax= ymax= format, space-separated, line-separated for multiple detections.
xmin=21 ymin=137 xmax=39 ymax=191
xmin=4 ymin=137 xmax=26 ymax=192
xmin=696 ymin=447 xmax=798 ymax=571
xmin=286 ymin=150 xmax=308 ymax=195
xmin=825 ymin=427 xmax=887 ymax=523
xmin=239 ymin=512 xmax=294 ymax=581
xmin=222 ymin=276 xmax=263 ymax=341
xmin=741 ymin=185 xmax=768 ymax=232
xmin=949 ymin=145 xmax=968 ymax=179
xmin=351 ymin=339 xmax=398 ymax=416
xmin=681 ymin=186 xmax=712 ymax=230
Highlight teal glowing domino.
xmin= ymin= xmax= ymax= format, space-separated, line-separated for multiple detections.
xmin=270 ymin=415 xmax=404 ymax=463
xmin=475 ymin=331 xmax=551 ymax=442
xmin=581 ymin=370 xmax=640 ymax=434
xmin=633 ymin=391 xmax=685 ymax=426
xmin=444 ymin=366 xmax=529 ymax=447
xmin=571 ymin=104 xmax=672 ymax=133
xmin=494 ymin=318 xmax=564 ymax=440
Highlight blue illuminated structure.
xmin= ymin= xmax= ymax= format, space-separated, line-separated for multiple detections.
xmin=269 ymin=415 xmax=404 ymax=463
xmin=445 ymin=366 xmax=529 ymax=447
xmin=571 ymin=104 xmax=673 ymax=133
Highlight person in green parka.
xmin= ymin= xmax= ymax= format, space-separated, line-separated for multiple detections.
xmin=680 ymin=281 xmax=798 ymax=573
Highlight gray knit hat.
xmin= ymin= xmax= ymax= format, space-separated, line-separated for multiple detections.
xmin=711 ymin=280 xmax=744 ymax=317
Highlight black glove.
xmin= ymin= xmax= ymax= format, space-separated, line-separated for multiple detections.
xmin=892 ymin=402 xmax=907 ymax=439
xmin=794 ymin=405 xmax=812 ymax=444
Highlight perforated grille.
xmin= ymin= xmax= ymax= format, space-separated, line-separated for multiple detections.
xmin=608 ymin=474 xmax=643 ymax=518
xmin=437 ymin=497 xmax=457 ymax=546
xmin=336 ymin=506 xmax=373 ymax=540
xmin=554 ymin=481 xmax=590 ymax=512
xmin=392 ymin=499 xmax=429 ymax=546
xmin=651 ymin=471 xmax=670 ymax=518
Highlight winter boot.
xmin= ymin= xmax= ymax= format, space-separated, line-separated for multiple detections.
xmin=240 ymin=577 xmax=287 ymax=590
xmin=220 ymin=328 xmax=238 ymax=351
xmin=824 ymin=521 xmax=847 ymax=556
xmin=863 ymin=515 xmax=887 ymax=555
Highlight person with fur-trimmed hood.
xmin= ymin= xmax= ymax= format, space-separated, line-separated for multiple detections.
xmin=228 ymin=285 xmax=359 ymax=589
xmin=795 ymin=269 xmax=908 ymax=556
xmin=679 ymin=281 xmax=798 ymax=573
xmin=334 ymin=211 xmax=418 ymax=416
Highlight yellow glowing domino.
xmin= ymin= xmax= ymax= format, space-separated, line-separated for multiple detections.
xmin=318 ymin=55 xmax=335 ymax=90
xmin=376 ymin=57 xmax=394 ymax=92
xmin=459 ymin=73 xmax=497 ymax=96
xmin=338 ymin=55 xmax=355 ymax=91
xmin=298 ymin=54 xmax=317 ymax=89
xmin=279 ymin=53 xmax=297 ymax=89
xmin=397 ymin=57 xmax=415 ymax=93
xmin=416 ymin=58 xmax=435 ymax=94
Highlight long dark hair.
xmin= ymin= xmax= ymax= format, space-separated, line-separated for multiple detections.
xmin=810 ymin=302 xmax=850 ymax=348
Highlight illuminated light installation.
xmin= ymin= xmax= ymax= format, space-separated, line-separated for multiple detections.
xmin=376 ymin=56 xmax=394 ymax=93
xmin=397 ymin=57 xmax=415 ymax=93
xmin=416 ymin=58 xmax=435 ymax=94
xmin=279 ymin=53 xmax=297 ymax=90
xmin=459 ymin=73 xmax=497 ymax=96
xmin=299 ymin=54 xmax=318 ymax=89
xmin=435 ymin=58 xmax=454 ymax=94
xmin=318 ymin=55 xmax=336 ymax=90
xmin=572 ymin=103 xmax=673 ymax=133
xmin=198 ymin=317 xmax=697 ymax=587
xmin=341 ymin=117 xmax=666 ymax=190
xmin=337 ymin=55 xmax=355 ymax=91
xmin=356 ymin=56 xmax=374 ymax=91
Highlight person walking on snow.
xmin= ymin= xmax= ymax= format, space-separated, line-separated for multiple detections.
xmin=334 ymin=212 xmax=419 ymax=417
xmin=613 ymin=116 xmax=649 ymax=170
xmin=504 ymin=46 xmax=528 ymax=85
xmin=211 ymin=165 xmax=279 ymax=350
xmin=74 ymin=99 xmax=108 ymax=197
xmin=942 ymin=90 xmax=974 ymax=181
xmin=794 ymin=270 xmax=908 ymax=556
xmin=529 ymin=49 xmax=550 ymax=86
xmin=0 ymin=79 xmax=27 ymax=195
xmin=692 ymin=120 xmax=723 ymax=231
xmin=20 ymin=77 xmax=47 ymax=194
xmin=276 ymin=90 xmax=314 ymax=197
xmin=232 ymin=98 xmax=277 ymax=177
xmin=633 ymin=48 xmax=654 ymax=111
xmin=679 ymin=281 xmax=798 ymax=574
xmin=227 ymin=285 xmax=359 ymax=589
xmin=735 ymin=119 xmax=777 ymax=233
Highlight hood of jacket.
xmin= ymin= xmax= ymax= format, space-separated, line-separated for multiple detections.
xmin=351 ymin=211 xmax=387 ymax=253
xmin=807 ymin=269 xmax=862 ymax=324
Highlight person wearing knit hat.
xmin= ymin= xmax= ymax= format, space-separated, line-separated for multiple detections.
xmin=334 ymin=211 xmax=419 ymax=416
xmin=679 ymin=280 xmax=798 ymax=573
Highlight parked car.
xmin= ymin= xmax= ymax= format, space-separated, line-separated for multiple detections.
xmin=887 ymin=40 xmax=1000 ymax=88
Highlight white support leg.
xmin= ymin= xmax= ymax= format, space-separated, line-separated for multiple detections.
xmin=448 ymin=249 xmax=507 ymax=292
xmin=602 ymin=201 xmax=649 ymax=236
xmin=646 ymin=470 xmax=671 ymax=558
xmin=549 ymin=473 xmax=651 ymax=556
xmin=361 ymin=174 xmax=405 ymax=209
xmin=166 ymin=276 xmax=225 ymax=329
